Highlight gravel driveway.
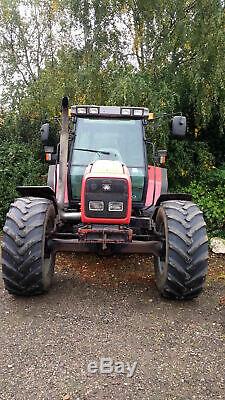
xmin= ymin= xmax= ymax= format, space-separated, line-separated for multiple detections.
xmin=0 ymin=252 xmax=224 ymax=400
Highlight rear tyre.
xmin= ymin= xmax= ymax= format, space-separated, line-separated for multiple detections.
xmin=154 ymin=200 xmax=208 ymax=300
xmin=2 ymin=197 xmax=56 ymax=296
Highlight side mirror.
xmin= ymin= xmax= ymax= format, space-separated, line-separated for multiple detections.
xmin=40 ymin=123 xmax=50 ymax=144
xmin=171 ymin=116 xmax=186 ymax=137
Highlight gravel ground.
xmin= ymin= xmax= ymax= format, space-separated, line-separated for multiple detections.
xmin=0 ymin=251 xmax=224 ymax=400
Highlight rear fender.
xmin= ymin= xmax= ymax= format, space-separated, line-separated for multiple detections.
xmin=47 ymin=165 xmax=56 ymax=190
xmin=145 ymin=166 xmax=168 ymax=207
xmin=46 ymin=164 xmax=69 ymax=205
xmin=55 ymin=164 xmax=69 ymax=205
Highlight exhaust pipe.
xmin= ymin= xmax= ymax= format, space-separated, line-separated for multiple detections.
xmin=60 ymin=211 xmax=81 ymax=221
xmin=58 ymin=97 xmax=69 ymax=215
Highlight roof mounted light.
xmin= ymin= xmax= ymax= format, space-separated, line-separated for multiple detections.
xmin=70 ymin=105 xmax=150 ymax=118
xmin=77 ymin=107 xmax=87 ymax=114
xmin=89 ymin=107 xmax=99 ymax=115
xmin=133 ymin=109 xmax=144 ymax=117
xmin=121 ymin=108 xmax=131 ymax=116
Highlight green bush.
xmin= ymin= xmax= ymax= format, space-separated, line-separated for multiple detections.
xmin=167 ymin=140 xmax=214 ymax=188
xmin=182 ymin=167 xmax=225 ymax=235
xmin=0 ymin=141 xmax=44 ymax=227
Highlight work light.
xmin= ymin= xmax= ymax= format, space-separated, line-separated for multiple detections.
xmin=133 ymin=109 xmax=144 ymax=117
xmin=121 ymin=108 xmax=131 ymax=116
xmin=77 ymin=107 xmax=87 ymax=114
xmin=89 ymin=107 xmax=99 ymax=114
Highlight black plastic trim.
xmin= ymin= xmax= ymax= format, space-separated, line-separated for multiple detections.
xmin=16 ymin=186 xmax=57 ymax=207
xmin=155 ymin=193 xmax=192 ymax=207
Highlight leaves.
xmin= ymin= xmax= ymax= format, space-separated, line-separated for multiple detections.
xmin=183 ymin=166 xmax=225 ymax=234
xmin=0 ymin=0 xmax=224 ymax=232
xmin=0 ymin=140 xmax=44 ymax=226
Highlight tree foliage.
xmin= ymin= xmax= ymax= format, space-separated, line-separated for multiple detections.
xmin=0 ymin=0 xmax=224 ymax=231
xmin=0 ymin=140 xmax=44 ymax=227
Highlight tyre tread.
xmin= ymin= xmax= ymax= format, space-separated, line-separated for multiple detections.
xmin=155 ymin=200 xmax=208 ymax=300
xmin=2 ymin=197 xmax=55 ymax=296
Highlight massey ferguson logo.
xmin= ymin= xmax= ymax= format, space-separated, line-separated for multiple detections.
xmin=102 ymin=183 xmax=111 ymax=191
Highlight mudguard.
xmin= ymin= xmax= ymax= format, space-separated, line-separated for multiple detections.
xmin=47 ymin=164 xmax=69 ymax=205
xmin=47 ymin=165 xmax=56 ymax=190
xmin=16 ymin=186 xmax=57 ymax=206
xmin=55 ymin=164 xmax=69 ymax=204
xmin=155 ymin=193 xmax=192 ymax=207
xmin=145 ymin=166 xmax=168 ymax=207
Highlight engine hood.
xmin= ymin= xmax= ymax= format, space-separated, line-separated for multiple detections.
xmin=81 ymin=160 xmax=132 ymax=224
xmin=87 ymin=160 xmax=126 ymax=177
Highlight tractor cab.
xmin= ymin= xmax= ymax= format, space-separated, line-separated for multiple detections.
xmin=69 ymin=105 xmax=149 ymax=209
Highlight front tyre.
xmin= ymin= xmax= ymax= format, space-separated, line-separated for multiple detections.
xmin=2 ymin=197 xmax=56 ymax=296
xmin=154 ymin=200 xmax=208 ymax=300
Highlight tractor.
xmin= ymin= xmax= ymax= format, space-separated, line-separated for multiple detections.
xmin=1 ymin=97 xmax=208 ymax=299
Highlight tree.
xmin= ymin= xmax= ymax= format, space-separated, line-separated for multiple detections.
xmin=0 ymin=0 xmax=61 ymax=107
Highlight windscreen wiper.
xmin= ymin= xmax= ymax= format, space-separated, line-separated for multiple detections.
xmin=74 ymin=148 xmax=110 ymax=155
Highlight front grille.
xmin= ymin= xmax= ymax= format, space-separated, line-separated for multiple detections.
xmin=84 ymin=178 xmax=128 ymax=219
xmin=86 ymin=178 xmax=127 ymax=194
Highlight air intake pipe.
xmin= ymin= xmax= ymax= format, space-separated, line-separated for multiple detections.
xmin=57 ymin=97 xmax=70 ymax=215
xmin=57 ymin=97 xmax=81 ymax=221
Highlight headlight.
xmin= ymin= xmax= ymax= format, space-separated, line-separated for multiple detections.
xmin=89 ymin=201 xmax=104 ymax=211
xmin=108 ymin=202 xmax=123 ymax=212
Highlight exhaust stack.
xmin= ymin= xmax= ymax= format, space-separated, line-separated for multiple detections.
xmin=58 ymin=97 xmax=69 ymax=213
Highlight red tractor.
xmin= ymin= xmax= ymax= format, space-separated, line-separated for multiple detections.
xmin=2 ymin=98 xmax=208 ymax=299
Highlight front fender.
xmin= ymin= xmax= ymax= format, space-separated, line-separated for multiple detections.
xmin=152 ymin=193 xmax=192 ymax=220
xmin=16 ymin=186 xmax=57 ymax=209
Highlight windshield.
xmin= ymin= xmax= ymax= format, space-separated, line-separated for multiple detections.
xmin=71 ymin=118 xmax=145 ymax=167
